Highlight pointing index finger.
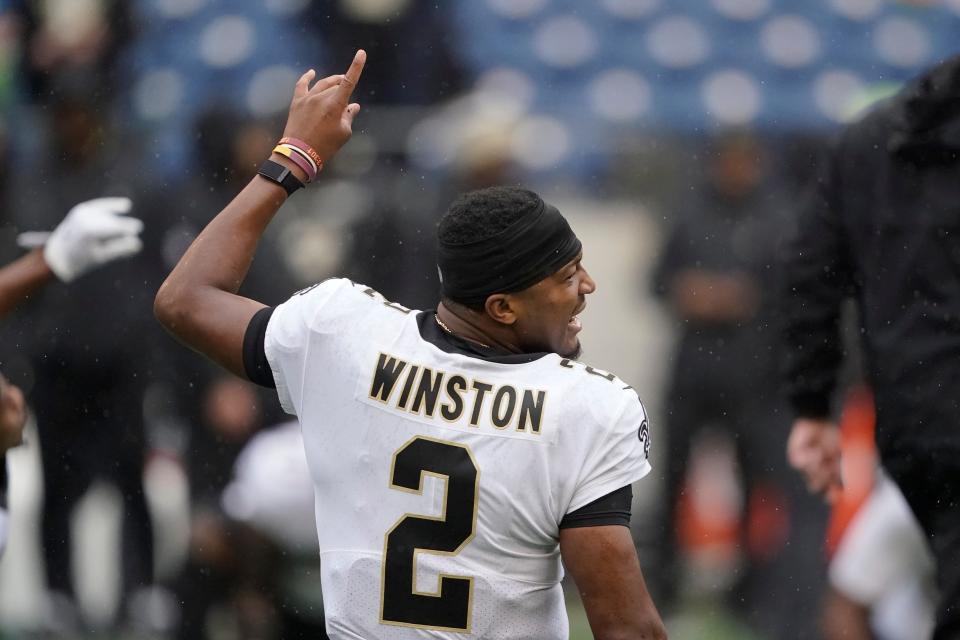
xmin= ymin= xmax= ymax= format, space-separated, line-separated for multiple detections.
xmin=335 ymin=49 xmax=366 ymax=104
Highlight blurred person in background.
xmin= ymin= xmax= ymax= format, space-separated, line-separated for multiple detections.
xmin=168 ymin=373 xmax=268 ymax=640
xmin=824 ymin=472 xmax=935 ymax=640
xmin=11 ymin=0 xmax=131 ymax=103
xmin=310 ymin=0 xmax=473 ymax=313
xmin=3 ymin=78 xmax=168 ymax=633
xmin=653 ymin=132 xmax=824 ymax=634
xmin=0 ymin=196 xmax=143 ymax=557
xmin=341 ymin=150 xmax=444 ymax=311
xmin=782 ymin=55 xmax=960 ymax=640
xmin=170 ymin=106 xmax=294 ymax=270
xmin=308 ymin=0 xmax=466 ymax=105
xmin=344 ymin=127 xmax=518 ymax=311
xmin=220 ymin=419 xmax=329 ymax=639
xmin=140 ymin=104 xmax=296 ymax=449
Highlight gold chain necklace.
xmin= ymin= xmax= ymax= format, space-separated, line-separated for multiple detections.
xmin=434 ymin=313 xmax=491 ymax=349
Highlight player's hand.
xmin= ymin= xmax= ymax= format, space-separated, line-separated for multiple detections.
xmin=282 ymin=49 xmax=366 ymax=164
xmin=787 ymin=418 xmax=843 ymax=503
xmin=0 ymin=377 xmax=26 ymax=454
xmin=43 ymin=197 xmax=143 ymax=282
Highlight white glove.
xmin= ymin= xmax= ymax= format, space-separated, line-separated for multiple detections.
xmin=41 ymin=197 xmax=143 ymax=282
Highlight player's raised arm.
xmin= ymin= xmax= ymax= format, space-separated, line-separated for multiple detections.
xmin=154 ymin=50 xmax=366 ymax=377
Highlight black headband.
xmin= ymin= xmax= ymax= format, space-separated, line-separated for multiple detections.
xmin=437 ymin=198 xmax=582 ymax=306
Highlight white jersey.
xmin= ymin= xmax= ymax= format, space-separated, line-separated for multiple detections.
xmin=263 ymin=278 xmax=652 ymax=640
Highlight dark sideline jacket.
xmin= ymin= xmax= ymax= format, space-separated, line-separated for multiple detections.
xmin=782 ymin=55 xmax=960 ymax=464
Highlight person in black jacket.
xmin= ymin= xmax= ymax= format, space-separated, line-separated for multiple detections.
xmin=5 ymin=85 xmax=161 ymax=632
xmin=653 ymin=133 xmax=826 ymax=634
xmin=0 ymin=197 xmax=143 ymax=557
xmin=782 ymin=55 xmax=960 ymax=640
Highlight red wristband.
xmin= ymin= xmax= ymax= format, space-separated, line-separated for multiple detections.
xmin=279 ymin=137 xmax=324 ymax=170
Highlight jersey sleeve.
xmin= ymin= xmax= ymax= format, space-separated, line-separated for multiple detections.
xmin=262 ymin=278 xmax=352 ymax=415
xmin=560 ymin=484 xmax=633 ymax=529
xmin=567 ymin=394 xmax=652 ymax=514
xmin=243 ymin=307 xmax=276 ymax=388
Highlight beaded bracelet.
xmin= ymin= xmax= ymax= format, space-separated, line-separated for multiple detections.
xmin=273 ymin=144 xmax=317 ymax=182
xmin=279 ymin=137 xmax=324 ymax=171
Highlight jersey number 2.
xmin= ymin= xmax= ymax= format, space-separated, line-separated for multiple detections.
xmin=380 ymin=436 xmax=479 ymax=632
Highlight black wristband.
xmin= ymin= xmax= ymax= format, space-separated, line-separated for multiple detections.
xmin=258 ymin=159 xmax=304 ymax=196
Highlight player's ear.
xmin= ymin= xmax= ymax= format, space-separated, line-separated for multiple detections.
xmin=484 ymin=293 xmax=517 ymax=326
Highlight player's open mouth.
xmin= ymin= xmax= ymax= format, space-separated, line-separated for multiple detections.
xmin=569 ymin=302 xmax=586 ymax=331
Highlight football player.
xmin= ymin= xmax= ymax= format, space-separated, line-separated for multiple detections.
xmin=155 ymin=51 xmax=666 ymax=640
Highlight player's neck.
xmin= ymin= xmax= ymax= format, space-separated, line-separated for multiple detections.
xmin=436 ymin=302 xmax=523 ymax=355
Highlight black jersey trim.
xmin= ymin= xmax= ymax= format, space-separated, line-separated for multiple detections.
xmin=560 ymin=485 xmax=633 ymax=529
xmin=243 ymin=307 xmax=277 ymax=389
xmin=416 ymin=311 xmax=550 ymax=364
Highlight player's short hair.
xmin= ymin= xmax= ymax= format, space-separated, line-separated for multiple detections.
xmin=437 ymin=186 xmax=543 ymax=246
xmin=437 ymin=186 xmax=544 ymax=310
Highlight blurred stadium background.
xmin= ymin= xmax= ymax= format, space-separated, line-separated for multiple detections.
xmin=0 ymin=0 xmax=953 ymax=638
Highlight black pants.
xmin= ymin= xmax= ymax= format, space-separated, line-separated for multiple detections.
xmin=886 ymin=450 xmax=960 ymax=640
xmin=32 ymin=360 xmax=154 ymax=620
xmin=658 ymin=368 xmax=826 ymax=637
